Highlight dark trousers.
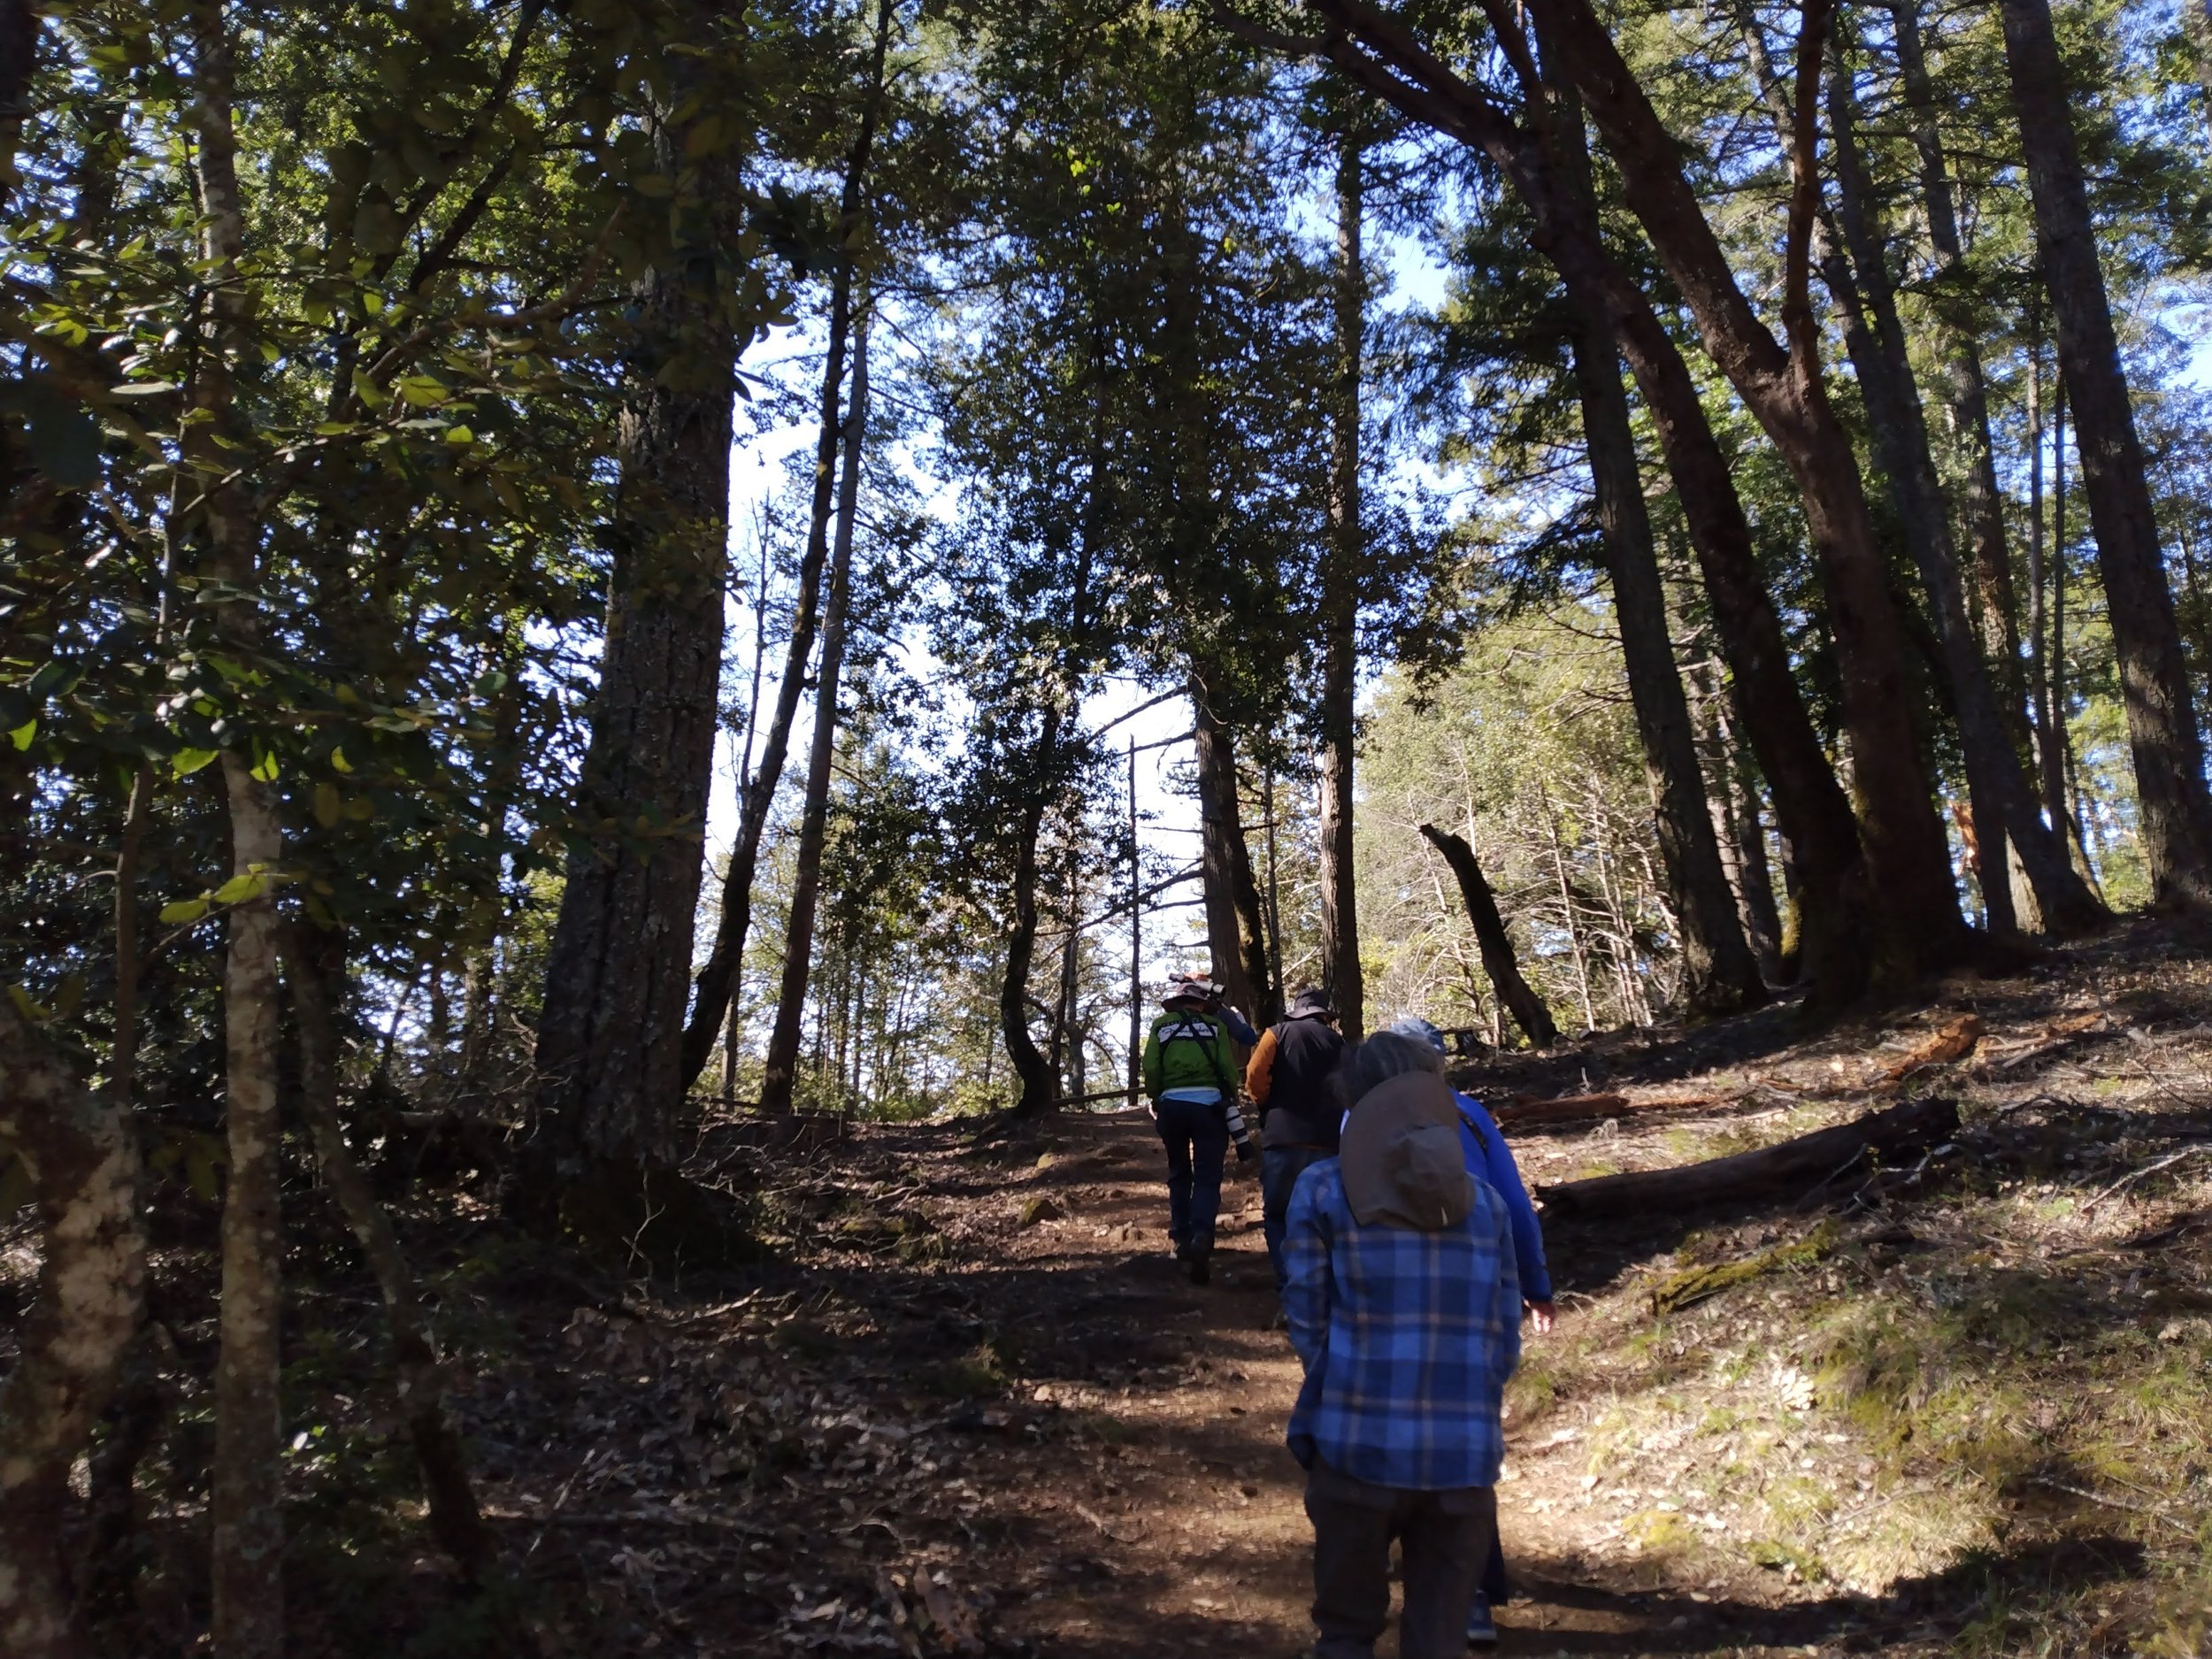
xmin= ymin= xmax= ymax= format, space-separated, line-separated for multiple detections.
xmin=1262 ymin=1143 xmax=1330 ymax=1288
xmin=1153 ymin=1095 xmax=1227 ymax=1248
xmin=1304 ymin=1461 xmax=1496 ymax=1659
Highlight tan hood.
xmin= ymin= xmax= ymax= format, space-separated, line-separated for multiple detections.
xmin=1338 ymin=1071 xmax=1473 ymax=1232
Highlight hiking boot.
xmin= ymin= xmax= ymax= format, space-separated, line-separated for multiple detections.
xmin=1185 ymin=1231 xmax=1213 ymax=1285
xmin=1466 ymin=1591 xmax=1497 ymax=1646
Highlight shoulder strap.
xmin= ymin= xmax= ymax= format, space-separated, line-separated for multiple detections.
xmin=1163 ymin=1013 xmax=1234 ymax=1094
xmin=1455 ymin=1100 xmax=1495 ymax=1158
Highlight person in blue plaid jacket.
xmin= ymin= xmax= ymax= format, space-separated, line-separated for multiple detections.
xmin=1281 ymin=1032 xmax=1521 ymax=1659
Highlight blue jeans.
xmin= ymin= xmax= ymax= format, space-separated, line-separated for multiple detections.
xmin=1263 ymin=1143 xmax=1332 ymax=1288
xmin=1154 ymin=1095 xmax=1228 ymax=1248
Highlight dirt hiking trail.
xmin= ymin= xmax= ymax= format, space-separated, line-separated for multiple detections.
xmin=317 ymin=918 xmax=2212 ymax=1657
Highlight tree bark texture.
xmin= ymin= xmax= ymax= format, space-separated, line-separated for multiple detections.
xmin=1824 ymin=36 xmax=2104 ymax=937
xmin=1319 ymin=127 xmax=1366 ymax=1041
xmin=188 ymin=11 xmax=288 ymax=1650
xmin=1995 ymin=0 xmax=2212 ymax=909
xmin=0 ymin=1000 xmax=146 ymax=1659
xmin=286 ymin=927 xmax=491 ymax=1579
xmin=758 ymin=307 xmax=871 ymax=1115
xmin=1550 ymin=73 xmax=1763 ymax=1013
xmin=1418 ymin=822 xmax=1560 ymax=1047
xmin=1295 ymin=0 xmax=1877 ymax=999
xmin=679 ymin=0 xmax=895 ymax=1092
xmin=1517 ymin=0 xmax=1973 ymax=980
xmin=532 ymin=80 xmax=742 ymax=1169
xmin=1190 ymin=672 xmax=1277 ymax=1030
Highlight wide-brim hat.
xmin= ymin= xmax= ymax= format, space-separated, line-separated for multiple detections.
xmin=1339 ymin=1071 xmax=1472 ymax=1232
xmin=1289 ymin=988 xmax=1335 ymax=1018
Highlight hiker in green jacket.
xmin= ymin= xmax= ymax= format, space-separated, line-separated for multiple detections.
xmin=1141 ymin=978 xmax=1243 ymax=1284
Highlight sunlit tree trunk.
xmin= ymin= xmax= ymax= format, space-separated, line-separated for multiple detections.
xmin=1520 ymin=0 xmax=1974 ymax=981
xmin=188 ymin=11 xmax=288 ymax=1649
xmin=1824 ymin=33 xmax=2103 ymax=937
xmin=1998 ymin=0 xmax=2212 ymax=909
xmin=1554 ymin=66 xmax=1763 ymax=1011
xmin=1297 ymin=0 xmax=1878 ymax=1000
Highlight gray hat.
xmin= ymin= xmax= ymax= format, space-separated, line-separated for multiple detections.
xmin=1338 ymin=1071 xmax=1473 ymax=1232
xmin=1388 ymin=1016 xmax=1449 ymax=1056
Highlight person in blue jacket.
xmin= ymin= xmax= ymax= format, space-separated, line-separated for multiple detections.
xmin=1387 ymin=1018 xmax=1555 ymax=1647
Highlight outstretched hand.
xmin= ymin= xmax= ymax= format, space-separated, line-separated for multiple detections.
xmin=1525 ymin=1300 xmax=1555 ymax=1333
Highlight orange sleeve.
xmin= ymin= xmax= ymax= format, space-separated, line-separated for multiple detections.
xmin=1245 ymin=1026 xmax=1279 ymax=1104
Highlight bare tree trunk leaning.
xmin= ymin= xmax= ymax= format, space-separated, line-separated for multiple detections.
xmin=1997 ymin=0 xmax=2212 ymax=909
xmin=1419 ymin=822 xmax=1560 ymax=1048
xmin=0 ymin=1000 xmax=146 ymax=1659
xmin=759 ymin=305 xmax=872 ymax=1114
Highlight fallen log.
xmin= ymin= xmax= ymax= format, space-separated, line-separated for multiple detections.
xmin=1492 ymin=1092 xmax=1631 ymax=1129
xmin=1538 ymin=1095 xmax=1961 ymax=1217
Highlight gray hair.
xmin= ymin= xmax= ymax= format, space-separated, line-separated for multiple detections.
xmin=1340 ymin=1030 xmax=1446 ymax=1104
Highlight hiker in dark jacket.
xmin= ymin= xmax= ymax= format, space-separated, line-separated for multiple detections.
xmin=1245 ymin=987 xmax=1346 ymax=1290
xmin=1282 ymin=1032 xmax=1520 ymax=1659
xmin=1140 ymin=981 xmax=1240 ymax=1284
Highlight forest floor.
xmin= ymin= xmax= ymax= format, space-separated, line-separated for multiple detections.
xmin=18 ymin=918 xmax=2212 ymax=1656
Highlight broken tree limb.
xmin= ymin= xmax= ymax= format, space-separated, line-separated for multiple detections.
xmin=1883 ymin=1013 xmax=1984 ymax=1079
xmin=1539 ymin=1095 xmax=1961 ymax=1217
xmin=1418 ymin=822 xmax=1559 ymax=1047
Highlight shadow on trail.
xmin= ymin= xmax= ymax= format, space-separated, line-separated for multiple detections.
xmin=1494 ymin=1533 xmax=2144 ymax=1654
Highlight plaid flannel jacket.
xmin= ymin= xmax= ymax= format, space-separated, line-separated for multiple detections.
xmin=1281 ymin=1157 xmax=1521 ymax=1490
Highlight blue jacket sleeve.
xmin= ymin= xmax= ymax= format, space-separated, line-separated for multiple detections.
xmin=1281 ymin=1169 xmax=1333 ymax=1373
xmin=1482 ymin=1179 xmax=1524 ymax=1392
xmin=1456 ymin=1094 xmax=1553 ymax=1303
xmin=1219 ymin=1008 xmax=1260 ymax=1048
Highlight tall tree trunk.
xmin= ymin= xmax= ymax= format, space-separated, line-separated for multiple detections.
xmin=758 ymin=307 xmax=871 ymax=1114
xmin=1297 ymin=0 xmax=1878 ymax=1001
xmin=1555 ymin=68 xmax=1764 ymax=1012
xmin=1997 ymin=0 xmax=2212 ymax=909
xmin=1886 ymin=0 xmax=2034 ymax=762
xmin=1518 ymin=0 xmax=1975 ymax=980
xmin=1690 ymin=657 xmax=1786 ymax=981
xmin=999 ymin=709 xmax=1062 ymax=1118
xmin=1189 ymin=672 xmax=1277 ymax=1030
xmin=285 ymin=926 xmax=489 ymax=1579
xmin=1824 ymin=33 xmax=2104 ymax=937
xmin=188 ymin=11 xmax=287 ymax=1649
xmin=531 ymin=58 xmax=742 ymax=1173
xmin=678 ymin=0 xmax=895 ymax=1092
xmin=1418 ymin=822 xmax=1559 ymax=1046
xmin=1318 ymin=123 xmax=1367 ymax=1040
xmin=1126 ymin=735 xmax=1142 ymax=1110
xmin=0 ymin=1001 xmax=145 ymax=1659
